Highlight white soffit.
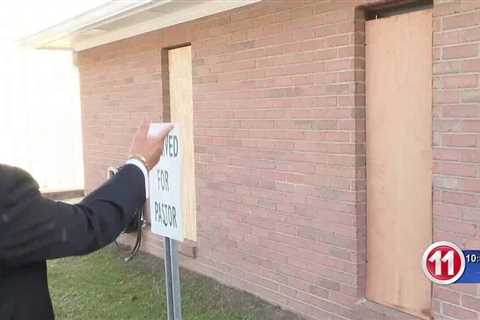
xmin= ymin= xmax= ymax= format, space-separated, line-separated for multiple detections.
xmin=21 ymin=0 xmax=261 ymax=51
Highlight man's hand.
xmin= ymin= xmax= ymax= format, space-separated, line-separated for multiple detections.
xmin=129 ymin=119 xmax=174 ymax=170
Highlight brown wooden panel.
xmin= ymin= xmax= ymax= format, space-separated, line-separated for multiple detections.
xmin=168 ymin=46 xmax=197 ymax=241
xmin=366 ymin=9 xmax=433 ymax=319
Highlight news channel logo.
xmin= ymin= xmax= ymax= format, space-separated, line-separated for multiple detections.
xmin=422 ymin=241 xmax=480 ymax=285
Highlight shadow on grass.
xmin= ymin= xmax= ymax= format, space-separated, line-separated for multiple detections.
xmin=48 ymin=245 xmax=305 ymax=320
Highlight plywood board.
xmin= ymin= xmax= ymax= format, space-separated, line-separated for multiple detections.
xmin=168 ymin=45 xmax=197 ymax=241
xmin=366 ymin=9 xmax=433 ymax=319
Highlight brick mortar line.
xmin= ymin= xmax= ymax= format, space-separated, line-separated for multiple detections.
xmin=433 ymin=56 xmax=480 ymax=62
xmin=434 ymin=41 xmax=480 ymax=49
xmin=434 ymin=24 xmax=480 ymax=33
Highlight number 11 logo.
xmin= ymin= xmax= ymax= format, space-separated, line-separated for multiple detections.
xmin=422 ymin=241 xmax=465 ymax=285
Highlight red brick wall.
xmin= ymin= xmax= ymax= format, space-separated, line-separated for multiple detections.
xmin=77 ymin=0 xmax=480 ymax=319
xmin=432 ymin=1 xmax=480 ymax=319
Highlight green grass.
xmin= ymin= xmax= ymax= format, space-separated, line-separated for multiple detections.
xmin=48 ymin=246 xmax=303 ymax=320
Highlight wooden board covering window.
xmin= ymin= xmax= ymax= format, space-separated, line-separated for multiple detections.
xmin=366 ymin=9 xmax=433 ymax=319
xmin=168 ymin=45 xmax=197 ymax=241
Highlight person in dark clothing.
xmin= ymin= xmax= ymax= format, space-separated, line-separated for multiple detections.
xmin=0 ymin=120 xmax=173 ymax=320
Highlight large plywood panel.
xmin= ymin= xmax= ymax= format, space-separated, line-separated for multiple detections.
xmin=366 ymin=9 xmax=432 ymax=319
xmin=168 ymin=46 xmax=197 ymax=241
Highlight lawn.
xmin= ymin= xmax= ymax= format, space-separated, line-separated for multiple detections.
xmin=48 ymin=246 xmax=304 ymax=320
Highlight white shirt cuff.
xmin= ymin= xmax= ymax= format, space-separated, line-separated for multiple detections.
xmin=126 ymin=158 xmax=149 ymax=199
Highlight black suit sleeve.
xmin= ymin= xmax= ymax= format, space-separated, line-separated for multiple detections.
xmin=0 ymin=164 xmax=146 ymax=267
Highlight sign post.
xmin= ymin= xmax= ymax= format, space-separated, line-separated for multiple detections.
xmin=148 ymin=124 xmax=183 ymax=320
xmin=164 ymin=238 xmax=182 ymax=320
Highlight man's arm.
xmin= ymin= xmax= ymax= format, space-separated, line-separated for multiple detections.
xmin=0 ymin=164 xmax=145 ymax=267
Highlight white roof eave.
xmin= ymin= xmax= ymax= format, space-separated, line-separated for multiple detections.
xmin=21 ymin=0 xmax=260 ymax=51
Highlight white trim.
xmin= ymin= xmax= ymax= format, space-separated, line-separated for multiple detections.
xmin=74 ymin=0 xmax=259 ymax=51
xmin=21 ymin=0 xmax=261 ymax=51
xmin=21 ymin=0 xmax=156 ymax=49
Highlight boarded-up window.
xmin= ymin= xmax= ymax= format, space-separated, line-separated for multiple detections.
xmin=167 ymin=45 xmax=197 ymax=241
xmin=366 ymin=9 xmax=433 ymax=319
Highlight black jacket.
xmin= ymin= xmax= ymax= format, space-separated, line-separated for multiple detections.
xmin=0 ymin=164 xmax=145 ymax=320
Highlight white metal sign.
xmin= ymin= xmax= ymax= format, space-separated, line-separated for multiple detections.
xmin=148 ymin=124 xmax=183 ymax=241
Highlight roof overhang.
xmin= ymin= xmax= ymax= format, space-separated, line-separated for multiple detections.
xmin=21 ymin=0 xmax=260 ymax=51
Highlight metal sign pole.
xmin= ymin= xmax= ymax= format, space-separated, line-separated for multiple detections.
xmin=164 ymin=237 xmax=182 ymax=320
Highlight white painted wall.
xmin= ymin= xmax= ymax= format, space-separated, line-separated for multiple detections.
xmin=0 ymin=41 xmax=84 ymax=192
